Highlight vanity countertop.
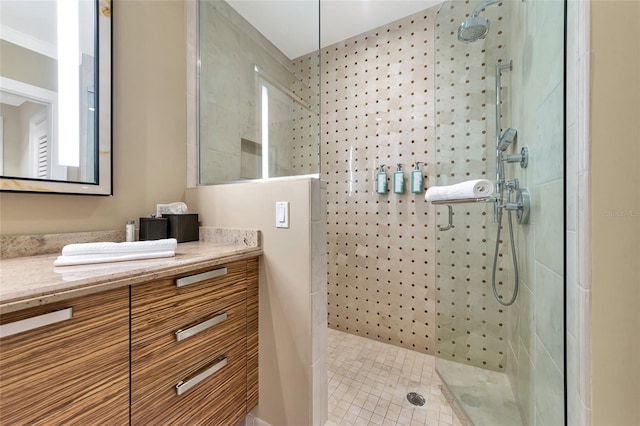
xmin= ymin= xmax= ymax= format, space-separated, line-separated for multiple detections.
xmin=0 ymin=241 xmax=262 ymax=314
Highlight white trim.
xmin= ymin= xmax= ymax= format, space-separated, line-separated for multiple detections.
xmin=574 ymin=0 xmax=592 ymax=424
xmin=1 ymin=76 xmax=59 ymax=180
xmin=0 ymin=24 xmax=57 ymax=59
xmin=244 ymin=413 xmax=273 ymax=426
xmin=0 ymin=76 xmax=57 ymax=105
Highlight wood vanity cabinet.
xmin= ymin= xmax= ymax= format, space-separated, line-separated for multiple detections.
xmin=130 ymin=257 xmax=259 ymax=425
xmin=0 ymin=256 xmax=259 ymax=425
xmin=0 ymin=287 xmax=130 ymax=425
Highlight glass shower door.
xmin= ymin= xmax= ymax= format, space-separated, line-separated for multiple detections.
xmin=433 ymin=1 xmax=565 ymax=424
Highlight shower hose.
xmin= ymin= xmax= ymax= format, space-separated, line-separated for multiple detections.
xmin=491 ymin=189 xmax=519 ymax=306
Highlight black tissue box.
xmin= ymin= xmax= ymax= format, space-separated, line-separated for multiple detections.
xmin=139 ymin=217 xmax=168 ymax=241
xmin=162 ymin=213 xmax=199 ymax=243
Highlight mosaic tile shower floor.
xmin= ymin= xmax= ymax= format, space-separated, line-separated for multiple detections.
xmin=326 ymin=328 xmax=465 ymax=426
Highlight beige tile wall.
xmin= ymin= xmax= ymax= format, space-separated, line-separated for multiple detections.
xmin=506 ymin=0 xmax=566 ymax=424
xmin=566 ymin=2 xmax=591 ymax=424
xmin=291 ymin=54 xmax=321 ymax=176
xmin=322 ymin=8 xmax=439 ymax=354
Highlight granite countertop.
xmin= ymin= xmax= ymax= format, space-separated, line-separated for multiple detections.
xmin=0 ymin=232 xmax=262 ymax=315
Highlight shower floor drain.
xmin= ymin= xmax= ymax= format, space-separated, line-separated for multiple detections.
xmin=406 ymin=392 xmax=426 ymax=407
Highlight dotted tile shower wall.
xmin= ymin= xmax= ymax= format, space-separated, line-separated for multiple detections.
xmin=434 ymin=0 xmax=512 ymax=371
xmin=321 ymin=9 xmax=439 ymax=354
xmin=290 ymin=56 xmax=321 ymax=175
xmin=321 ymin=0 xmax=513 ymax=372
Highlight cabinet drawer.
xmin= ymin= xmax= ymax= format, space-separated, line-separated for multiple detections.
xmin=0 ymin=287 xmax=129 ymax=425
xmin=132 ymin=298 xmax=247 ymax=404
xmin=131 ymin=339 xmax=247 ymax=425
xmin=131 ymin=260 xmax=247 ymax=341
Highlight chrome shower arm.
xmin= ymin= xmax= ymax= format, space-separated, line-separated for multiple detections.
xmin=471 ymin=0 xmax=502 ymax=18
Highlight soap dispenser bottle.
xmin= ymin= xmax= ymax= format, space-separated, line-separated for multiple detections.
xmin=393 ymin=163 xmax=405 ymax=194
xmin=376 ymin=165 xmax=388 ymax=194
xmin=411 ymin=161 xmax=424 ymax=194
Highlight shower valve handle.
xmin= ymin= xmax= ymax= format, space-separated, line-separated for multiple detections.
xmin=503 ymin=202 xmax=522 ymax=211
xmin=501 ymin=147 xmax=529 ymax=168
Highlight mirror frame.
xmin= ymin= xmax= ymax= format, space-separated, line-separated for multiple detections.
xmin=0 ymin=0 xmax=112 ymax=196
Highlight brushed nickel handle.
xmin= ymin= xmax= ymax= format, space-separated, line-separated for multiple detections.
xmin=175 ymin=267 xmax=227 ymax=287
xmin=0 ymin=308 xmax=73 ymax=338
xmin=175 ymin=312 xmax=227 ymax=342
xmin=175 ymin=356 xmax=228 ymax=396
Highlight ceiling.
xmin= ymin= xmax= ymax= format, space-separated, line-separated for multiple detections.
xmin=0 ymin=1 xmax=57 ymax=47
xmin=1 ymin=0 xmax=444 ymax=61
xmin=227 ymin=0 xmax=444 ymax=59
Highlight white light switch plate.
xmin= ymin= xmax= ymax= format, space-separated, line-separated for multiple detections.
xmin=276 ymin=201 xmax=289 ymax=228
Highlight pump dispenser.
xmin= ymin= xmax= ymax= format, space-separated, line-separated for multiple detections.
xmin=393 ymin=163 xmax=405 ymax=194
xmin=411 ymin=161 xmax=424 ymax=194
xmin=376 ymin=165 xmax=388 ymax=194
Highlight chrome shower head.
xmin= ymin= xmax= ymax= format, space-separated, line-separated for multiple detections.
xmin=498 ymin=128 xmax=517 ymax=151
xmin=457 ymin=0 xmax=501 ymax=43
xmin=458 ymin=16 xmax=490 ymax=43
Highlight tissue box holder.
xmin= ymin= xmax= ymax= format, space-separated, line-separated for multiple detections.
xmin=139 ymin=217 xmax=169 ymax=241
xmin=162 ymin=213 xmax=199 ymax=243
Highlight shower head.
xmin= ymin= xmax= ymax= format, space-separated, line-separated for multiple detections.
xmin=458 ymin=16 xmax=490 ymax=43
xmin=457 ymin=0 xmax=501 ymax=43
xmin=498 ymin=128 xmax=517 ymax=151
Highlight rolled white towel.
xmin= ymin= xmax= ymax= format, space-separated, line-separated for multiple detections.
xmin=54 ymin=250 xmax=176 ymax=267
xmin=61 ymin=238 xmax=177 ymax=257
xmin=425 ymin=179 xmax=495 ymax=202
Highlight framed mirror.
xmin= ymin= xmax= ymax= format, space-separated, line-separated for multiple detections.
xmin=0 ymin=0 xmax=112 ymax=195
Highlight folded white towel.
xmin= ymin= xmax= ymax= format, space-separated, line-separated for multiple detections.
xmin=425 ymin=179 xmax=495 ymax=202
xmin=54 ymin=250 xmax=176 ymax=267
xmin=61 ymin=238 xmax=177 ymax=257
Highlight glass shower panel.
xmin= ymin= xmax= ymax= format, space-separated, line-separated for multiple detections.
xmin=198 ymin=0 xmax=320 ymax=185
xmin=258 ymin=75 xmax=319 ymax=179
xmin=434 ymin=1 xmax=565 ymax=425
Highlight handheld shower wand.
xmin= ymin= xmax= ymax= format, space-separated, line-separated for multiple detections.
xmin=498 ymin=128 xmax=517 ymax=152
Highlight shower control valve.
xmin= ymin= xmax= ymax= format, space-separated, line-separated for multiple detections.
xmin=500 ymin=188 xmax=530 ymax=225
xmin=504 ymin=178 xmax=520 ymax=191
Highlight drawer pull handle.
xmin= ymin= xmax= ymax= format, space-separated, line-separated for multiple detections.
xmin=175 ymin=312 xmax=227 ymax=341
xmin=175 ymin=267 xmax=228 ymax=287
xmin=175 ymin=356 xmax=228 ymax=396
xmin=0 ymin=308 xmax=73 ymax=338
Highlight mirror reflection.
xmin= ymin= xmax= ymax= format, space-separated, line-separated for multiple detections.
xmin=0 ymin=0 xmax=110 ymax=194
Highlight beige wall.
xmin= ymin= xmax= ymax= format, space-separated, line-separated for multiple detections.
xmin=0 ymin=0 xmax=187 ymax=236
xmin=186 ymin=178 xmax=327 ymax=426
xmin=590 ymin=1 xmax=640 ymax=425
xmin=0 ymin=40 xmax=58 ymax=92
